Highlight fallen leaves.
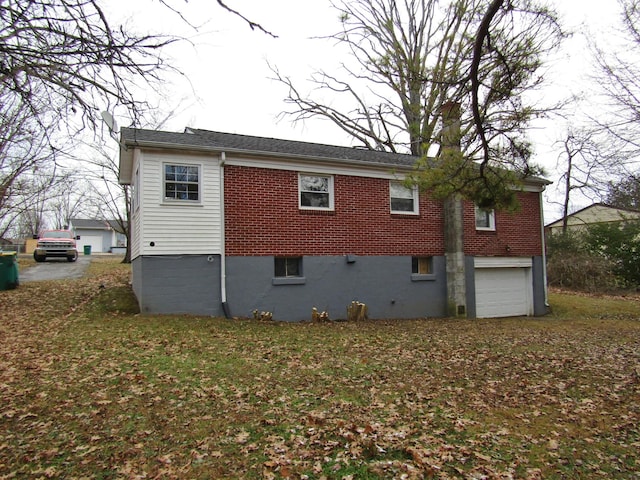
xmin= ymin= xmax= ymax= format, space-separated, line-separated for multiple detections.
xmin=0 ymin=262 xmax=639 ymax=478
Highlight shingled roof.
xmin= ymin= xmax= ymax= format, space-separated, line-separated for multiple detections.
xmin=120 ymin=127 xmax=419 ymax=169
xmin=119 ymin=127 xmax=550 ymax=189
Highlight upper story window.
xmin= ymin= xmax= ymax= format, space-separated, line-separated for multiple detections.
xmin=164 ymin=164 xmax=200 ymax=202
xmin=390 ymin=181 xmax=419 ymax=214
xmin=475 ymin=205 xmax=496 ymax=231
xmin=299 ymin=174 xmax=333 ymax=210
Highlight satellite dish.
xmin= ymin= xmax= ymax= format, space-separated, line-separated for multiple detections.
xmin=100 ymin=111 xmax=127 ymax=151
xmin=100 ymin=111 xmax=119 ymax=134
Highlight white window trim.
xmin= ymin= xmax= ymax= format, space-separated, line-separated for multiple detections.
xmin=298 ymin=173 xmax=334 ymax=211
xmin=390 ymin=180 xmax=419 ymax=215
xmin=475 ymin=206 xmax=496 ymax=231
xmin=163 ymin=162 xmax=202 ymax=204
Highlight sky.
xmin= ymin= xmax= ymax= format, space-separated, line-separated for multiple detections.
xmin=106 ymin=0 xmax=629 ymax=222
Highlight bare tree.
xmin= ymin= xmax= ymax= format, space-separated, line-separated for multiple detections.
xmin=553 ymin=128 xmax=618 ymax=233
xmin=0 ymin=0 xmax=180 ymax=132
xmin=0 ymin=92 xmax=60 ymax=238
xmin=594 ymin=0 xmax=640 ymax=169
xmin=49 ymin=177 xmax=95 ymax=229
xmin=0 ymin=0 xmax=271 ymax=241
xmin=605 ymin=173 xmax=640 ymax=210
xmin=273 ymin=0 xmax=563 ymax=209
xmin=69 ymin=140 xmax=132 ymax=263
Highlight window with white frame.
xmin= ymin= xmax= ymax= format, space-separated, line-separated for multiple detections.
xmin=390 ymin=180 xmax=418 ymax=214
xmin=299 ymin=174 xmax=333 ymax=210
xmin=475 ymin=205 xmax=496 ymax=230
xmin=164 ymin=164 xmax=200 ymax=202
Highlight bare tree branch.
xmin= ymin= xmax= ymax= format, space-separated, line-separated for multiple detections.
xmin=272 ymin=0 xmax=563 ymax=208
xmin=216 ymin=0 xmax=277 ymax=37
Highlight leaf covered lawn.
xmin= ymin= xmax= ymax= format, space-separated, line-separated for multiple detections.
xmin=0 ymin=258 xmax=639 ymax=479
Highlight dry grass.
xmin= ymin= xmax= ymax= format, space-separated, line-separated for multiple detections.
xmin=0 ymin=258 xmax=638 ymax=479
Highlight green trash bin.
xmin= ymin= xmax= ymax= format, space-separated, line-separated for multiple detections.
xmin=0 ymin=252 xmax=19 ymax=290
xmin=84 ymin=245 xmax=92 ymax=255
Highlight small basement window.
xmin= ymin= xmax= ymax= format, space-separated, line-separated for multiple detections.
xmin=275 ymin=257 xmax=302 ymax=277
xmin=273 ymin=257 xmax=306 ymax=285
xmin=411 ymin=256 xmax=436 ymax=281
xmin=412 ymin=256 xmax=433 ymax=274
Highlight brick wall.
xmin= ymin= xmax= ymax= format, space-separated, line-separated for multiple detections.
xmin=463 ymin=191 xmax=543 ymax=256
xmin=225 ymin=166 xmax=445 ymax=256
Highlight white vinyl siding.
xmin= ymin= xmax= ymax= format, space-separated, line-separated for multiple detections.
xmin=138 ymin=150 xmax=222 ymax=256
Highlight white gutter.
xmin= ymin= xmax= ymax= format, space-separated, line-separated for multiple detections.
xmin=219 ymin=152 xmax=229 ymax=318
xmin=540 ymin=189 xmax=550 ymax=308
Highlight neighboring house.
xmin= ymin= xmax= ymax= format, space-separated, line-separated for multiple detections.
xmin=118 ymin=127 xmax=550 ymax=320
xmin=68 ymin=218 xmax=127 ymax=253
xmin=545 ymin=203 xmax=640 ymax=236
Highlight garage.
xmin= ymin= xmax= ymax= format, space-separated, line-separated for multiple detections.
xmin=474 ymin=257 xmax=533 ymax=318
xmin=76 ymin=235 xmax=103 ymax=254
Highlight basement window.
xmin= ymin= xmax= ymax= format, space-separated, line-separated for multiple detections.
xmin=412 ymin=256 xmax=432 ymax=274
xmin=411 ymin=256 xmax=436 ymax=281
xmin=273 ymin=257 xmax=305 ymax=285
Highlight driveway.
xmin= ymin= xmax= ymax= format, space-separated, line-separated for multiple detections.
xmin=19 ymin=255 xmax=92 ymax=283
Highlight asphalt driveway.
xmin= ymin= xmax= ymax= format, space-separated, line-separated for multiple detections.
xmin=19 ymin=255 xmax=92 ymax=283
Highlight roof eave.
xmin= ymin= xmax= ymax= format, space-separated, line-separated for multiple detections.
xmin=119 ymin=138 xmax=417 ymax=173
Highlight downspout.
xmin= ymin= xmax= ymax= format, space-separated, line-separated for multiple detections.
xmin=540 ymin=189 xmax=550 ymax=310
xmin=220 ymin=152 xmax=231 ymax=318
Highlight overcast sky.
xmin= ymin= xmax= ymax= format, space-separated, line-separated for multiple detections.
xmin=108 ymin=0 xmax=628 ymax=221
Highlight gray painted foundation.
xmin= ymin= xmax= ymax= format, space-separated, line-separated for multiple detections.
xmin=531 ymin=255 xmax=548 ymax=316
xmin=225 ymin=255 xmax=448 ymax=321
xmin=132 ymin=255 xmax=222 ymax=316
xmin=130 ymin=254 xmax=547 ymax=320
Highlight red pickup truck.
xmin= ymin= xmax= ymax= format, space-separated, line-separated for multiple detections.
xmin=33 ymin=230 xmax=79 ymax=262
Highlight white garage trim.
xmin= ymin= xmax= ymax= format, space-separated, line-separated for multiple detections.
xmin=475 ymin=257 xmax=532 ymax=268
xmin=475 ymin=257 xmax=533 ymax=318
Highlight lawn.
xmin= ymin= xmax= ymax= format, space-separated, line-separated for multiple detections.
xmin=0 ymin=258 xmax=638 ymax=479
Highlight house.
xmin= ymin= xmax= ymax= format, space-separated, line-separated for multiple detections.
xmin=545 ymin=203 xmax=640 ymax=236
xmin=118 ymin=127 xmax=550 ymax=320
xmin=68 ymin=218 xmax=127 ymax=254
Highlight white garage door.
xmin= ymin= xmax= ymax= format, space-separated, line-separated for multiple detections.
xmin=475 ymin=265 xmax=532 ymax=318
xmin=77 ymin=235 xmax=103 ymax=254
